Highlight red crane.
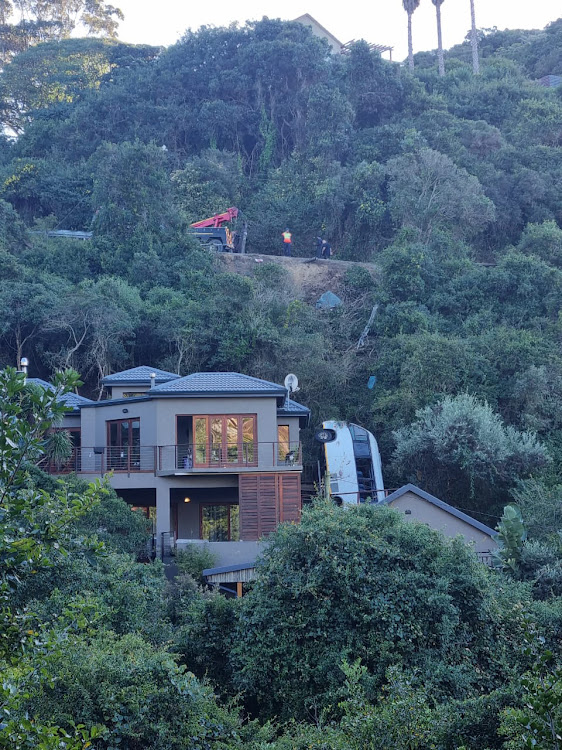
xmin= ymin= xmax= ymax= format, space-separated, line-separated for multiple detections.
xmin=189 ymin=207 xmax=239 ymax=229
xmin=188 ymin=207 xmax=242 ymax=251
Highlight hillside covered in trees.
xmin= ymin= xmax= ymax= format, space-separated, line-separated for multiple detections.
xmin=2 ymin=7 xmax=562 ymax=749
xmin=1 ymin=15 xmax=562 ymax=515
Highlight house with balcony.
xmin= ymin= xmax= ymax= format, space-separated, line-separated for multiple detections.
xmin=43 ymin=366 xmax=310 ymax=567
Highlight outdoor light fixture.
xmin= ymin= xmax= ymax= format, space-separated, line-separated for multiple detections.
xmin=184 ymin=497 xmax=191 ymax=503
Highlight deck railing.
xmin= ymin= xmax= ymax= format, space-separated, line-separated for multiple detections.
xmin=41 ymin=442 xmax=302 ymax=474
xmin=158 ymin=442 xmax=302 ymax=471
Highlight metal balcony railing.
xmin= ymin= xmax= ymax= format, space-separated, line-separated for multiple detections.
xmin=41 ymin=446 xmax=157 ymax=474
xmin=40 ymin=442 xmax=302 ymax=474
xmin=158 ymin=442 xmax=302 ymax=471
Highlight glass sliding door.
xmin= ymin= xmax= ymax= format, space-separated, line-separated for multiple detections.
xmin=107 ymin=418 xmax=140 ymax=471
xmin=278 ymin=425 xmax=290 ymax=463
xmin=194 ymin=417 xmax=208 ymax=466
xmin=226 ymin=417 xmax=239 ymax=463
xmin=191 ymin=415 xmax=256 ymax=467
xmin=200 ymin=504 xmax=240 ymax=541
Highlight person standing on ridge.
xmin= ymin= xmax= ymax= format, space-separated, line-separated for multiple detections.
xmin=322 ymin=239 xmax=331 ymax=259
xmin=316 ymin=236 xmax=323 ymax=259
xmin=282 ymin=228 xmax=292 ymax=257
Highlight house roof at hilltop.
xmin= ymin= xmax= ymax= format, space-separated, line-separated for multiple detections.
xmin=102 ymin=366 xmax=180 ymax=386
xmin=383 ymin=484 xmax=497 ymax=538
xmin=26 ymin=377 xmax=94 ymax=412
xmin=293 ymin=13 xmax=343 ymax=48
xmin=150 ymin=372 xmax=287 ymax=398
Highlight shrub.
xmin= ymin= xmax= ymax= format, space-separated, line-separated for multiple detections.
xmin=176 ymin=544 xmax=217 ymax=581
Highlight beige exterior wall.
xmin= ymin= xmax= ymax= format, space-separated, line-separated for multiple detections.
xmin=152 ymin=395 xmax=278 ymax=448
xmin=70 ymin=392 xmax=305 ymax=551
xmin=294 ymin=14 xmax=342 ymax=53
xmin=109 ymin=386 xmax=151 ymax=399
xmin=61 ymin=413 xmax=81 ymax=429
xmin=388 ymin=491 xmax=497 ymax=554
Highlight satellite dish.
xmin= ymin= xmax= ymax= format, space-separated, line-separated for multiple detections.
xmin=284 ymin=373 xmax=299 ymax=394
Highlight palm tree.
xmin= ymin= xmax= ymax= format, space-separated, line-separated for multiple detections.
xmin=402 ymin=0 xmax=421 ymax=71
xmin=432 ymin=0 xmax=446 ymax=76
xmin=469 ymin=0 xmax=480 ymax=74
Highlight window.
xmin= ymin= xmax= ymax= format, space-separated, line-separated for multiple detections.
xmin=278 ymin=425 xmax=290 ymax=462
xmin=200 ymin=504 xmax=240 ymax=541
xmin=193 ymin=415 xmax=256 ymax=467
xmin=123 ymin=392 xmax=145 ymax=398
xmin=107 ymin=418 xmax=140 ymax=470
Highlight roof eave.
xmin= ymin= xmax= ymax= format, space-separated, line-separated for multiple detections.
xmin=383 ymin=483 xmax=497 ymax=537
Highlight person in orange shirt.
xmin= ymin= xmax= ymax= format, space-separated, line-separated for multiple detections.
xmin=282 ymin=228 xmax=292 ymax=257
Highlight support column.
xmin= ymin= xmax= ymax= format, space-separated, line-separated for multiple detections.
xmin=155 ymin=486 xmax=171 ymax=558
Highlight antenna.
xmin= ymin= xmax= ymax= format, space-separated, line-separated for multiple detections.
xmin=284 ymin=373 xmax=299 ymax=394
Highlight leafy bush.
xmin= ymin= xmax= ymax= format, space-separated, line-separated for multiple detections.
xmin=392 ymin=394 xmax=549 ymax=517
xmin=233 ymin=500 xmax=516 ymax=721
xmin=24 ymin=631 xmax=252 ymax=750
xmin=175 ymin=591 xmax=238 ymax=697
xmin=176 ymin=544 xmax=217 ymax=581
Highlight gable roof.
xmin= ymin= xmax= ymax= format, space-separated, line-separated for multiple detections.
xmin=150 ymin=372 xmax=287 ymax=398
xmin=27 ymin=377 xmax=94 ymax=412
xmin=102 ymin=366 xmax=180 ymax=386
xmin=294 ymin=13 xmax=343 ymax=49
xmin=383 ymin=483 xmax=497 ymax=537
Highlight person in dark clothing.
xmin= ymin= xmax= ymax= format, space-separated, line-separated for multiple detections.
xmin=321 ymin=239 xmax=331 ymax=259
xmin=316 ymin=236 xmax=323 ymax=258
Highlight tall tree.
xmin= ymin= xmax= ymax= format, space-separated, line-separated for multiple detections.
xmin=469 ymin=0 xmax=480 ymax=73
xmin=0 ymin=0 xmax=123 ymax=65
xmin=402 ymin=0 xmax=421 ymax=71
xmin=432 ymin=0 xmax=446 ymax=76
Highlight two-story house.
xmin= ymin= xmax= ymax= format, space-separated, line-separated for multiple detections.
xmin=41 ymin=366 xmax=310 ymax=567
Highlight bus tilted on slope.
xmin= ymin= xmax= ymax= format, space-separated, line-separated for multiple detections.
xmin=315 ymin=421 xmax=385 ymax=505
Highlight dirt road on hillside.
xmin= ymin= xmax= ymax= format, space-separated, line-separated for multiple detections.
xmin=216 ymin=253 xmax=378 ymax=304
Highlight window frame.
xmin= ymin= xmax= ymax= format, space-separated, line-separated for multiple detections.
xmin=106 ymin=417 xmax=141 ymax=471
xmin=199 ymin=502 xmax=240 ymax=541
xmin=191 ymin=414 xmax=257 ymax=467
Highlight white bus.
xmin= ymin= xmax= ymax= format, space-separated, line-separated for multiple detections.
xmin=315 ymin=421 xmax=385 ymax=505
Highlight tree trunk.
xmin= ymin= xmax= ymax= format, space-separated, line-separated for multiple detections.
xmin=470 ymin=0 xmax=480 ymax=74
xmin=435 ymin=2 xmax=445 ymax=76
xmin=407 ymin=11 xmax=414 ymax=70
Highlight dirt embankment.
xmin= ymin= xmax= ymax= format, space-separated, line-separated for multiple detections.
xmin=216 ymin=253 xmax=377 ymax=304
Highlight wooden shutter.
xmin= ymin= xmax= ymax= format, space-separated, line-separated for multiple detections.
xmin=239 ymin=475 xmax=260 ymax=540
xmin=278 ymin=473 xmax=301 ymax=524
xmin=239 ymin=473 xmax=283 ymax=541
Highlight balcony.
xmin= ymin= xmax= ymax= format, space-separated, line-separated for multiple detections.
xmin=40 ymin=442 xmax=302 ymax=475
xmin=157 ymin=442 xmax=302 ymax=475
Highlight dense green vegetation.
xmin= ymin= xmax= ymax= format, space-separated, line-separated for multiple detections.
xmin=1 ymin=10 xmax=562 ymax=748
xmin=3 ymin=369 xmax=562 ymax=748
xmin=1 ymin=16 xmax=562 ymax=517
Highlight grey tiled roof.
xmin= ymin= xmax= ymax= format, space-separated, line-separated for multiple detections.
xmin=277 ymin=398 xmax=311 ymax=415
xmin=102 ymin=366 xmax=180 ymax=386
xmin=150 ymin=372 xmax=286 ymax=396
xmin=27 ymin=378 xmax=93 ymax=411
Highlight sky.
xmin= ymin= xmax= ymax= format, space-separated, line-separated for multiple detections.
xmin=114 ymin=0 xmax=561 ymax=61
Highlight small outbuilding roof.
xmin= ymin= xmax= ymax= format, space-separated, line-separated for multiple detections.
xmin=150 ymin=372 xmax=287 ymax=398
xmin=102 ymin=366 xmax=180 ymax=386
xmin=383 ymin=483 xmax=497 ymax=537
xmin=26 ymin=377 xmax=94 ymax=412
xmin=277 ymin=397 xmax=311 ymax=426
xmin=277 ymin=398 xmax=310 ymax=415
xmin=202 ymin=561 xmax=257 ymax=584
